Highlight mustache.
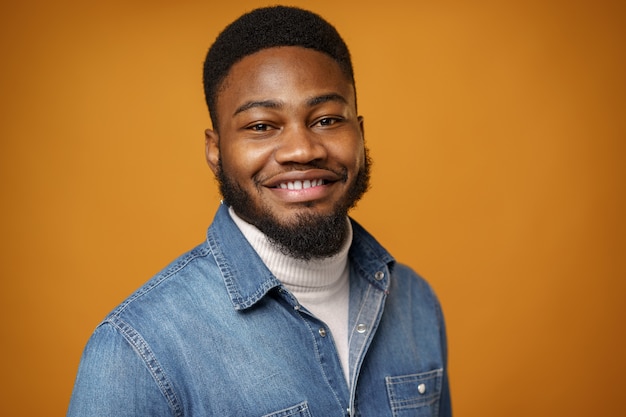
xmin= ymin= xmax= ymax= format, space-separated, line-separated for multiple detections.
xmin=252 ymin=163 xmax=349 ymax=186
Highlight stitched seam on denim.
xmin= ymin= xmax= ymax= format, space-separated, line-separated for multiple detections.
xmin=347 ymin=284 xmax=372 ymax=349
xmin=235 ymin=278 xmax=279 ymax=309
xmin=384 ymin=375 xmax=397 ymax=417
xmin=207 ymin=222 xmax=280 ymax=310
xmin=261 ymin=401 xmax=310 ymax=417
xmin=109 ymin=318 xmax=183 ymax=417
xmin=206 ymin=226 xmax=241 ymax=304
xmin=348 ymin=283 xmax=386 ymax=412
xmin=112 ymin=244 xmax=211 ymax=317
xmin=349 ymin=219 xmax=395 ymax=283
xmin=385 ymin=369 xmax=443 ymax=411
xmin=296 ymin=308 xmax=345 ymax=414
xmin=350 ymin=251 xmax=389 ymax=293
xmin=347 ymin=283 xmax=370 ymax=392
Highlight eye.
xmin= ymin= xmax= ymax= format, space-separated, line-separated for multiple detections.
xmin=247 ymin=123 xmax=272 ymax=132
xmin=315 ymin=117 xmax=343 ymax=127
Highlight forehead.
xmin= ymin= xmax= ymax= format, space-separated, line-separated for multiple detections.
xmin=216 ymin=46 xmax=355 ymax=111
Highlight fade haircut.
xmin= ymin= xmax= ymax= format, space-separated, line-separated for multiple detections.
xmin=202 ymin=6 xmax=356 ymax=131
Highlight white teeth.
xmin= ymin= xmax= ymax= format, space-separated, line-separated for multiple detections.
xmin=278 ymin=179 xmax=323 ymax=190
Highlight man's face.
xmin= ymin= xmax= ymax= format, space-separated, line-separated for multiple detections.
xmin=205 ymin=46 xmax=369 ymax=260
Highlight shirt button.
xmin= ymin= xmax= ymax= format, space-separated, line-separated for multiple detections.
xmin=356 ymin=323 xmax=367 ymax=333
xmin=374 ymin=271 xmax=385 ymax=281
xmin=418 ymin=383 xmax=426 ymax=394
xmin=318 ymin=327 xmax=327 ymax=337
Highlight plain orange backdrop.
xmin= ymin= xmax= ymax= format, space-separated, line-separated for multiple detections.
xmin=1 ymin=0 xmax=624 ymax=416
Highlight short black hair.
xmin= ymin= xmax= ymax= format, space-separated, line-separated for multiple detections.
xmin=202 ymin=6 xmax=355 ymax=131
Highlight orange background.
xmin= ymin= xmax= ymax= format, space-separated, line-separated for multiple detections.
xmin=1 ymin=0 xmax=624 ymax=415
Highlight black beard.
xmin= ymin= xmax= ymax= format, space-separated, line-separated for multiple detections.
xmin=216 ymin=149 xmax=371 ymax=261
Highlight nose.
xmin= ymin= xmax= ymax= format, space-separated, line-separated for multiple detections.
xmin=274 ymin=126 xmax=327 ymax=165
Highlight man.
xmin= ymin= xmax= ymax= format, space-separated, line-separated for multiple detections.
xmin=68 ymin=6 xmax=451 ymax=417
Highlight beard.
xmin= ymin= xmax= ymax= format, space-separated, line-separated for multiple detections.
xmin=216 ymin=149 xmax=371 ymax=261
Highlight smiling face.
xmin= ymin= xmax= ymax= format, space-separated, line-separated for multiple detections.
xmin=205 ymin=46 xmax=369 ymax=259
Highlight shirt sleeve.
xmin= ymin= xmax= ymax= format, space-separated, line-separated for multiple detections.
xmin=67 ymin=322 xmax=176 ymax=417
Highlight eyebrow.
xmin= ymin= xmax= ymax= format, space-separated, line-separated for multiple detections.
xmin=233 ymin=100 xmax=282 ymax=116
xmin=233 ymin=93 xmax=348 ymax=117
xmin=306 ymin=93 xmax=348 ymax=107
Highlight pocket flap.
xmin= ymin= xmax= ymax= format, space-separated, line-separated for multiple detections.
xmin=262 ymin=401 xmax=311 ymax=417
xmin=385 ymin=368 xmax=443 ymax=411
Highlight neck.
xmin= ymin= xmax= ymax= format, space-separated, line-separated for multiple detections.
xmin=228 ymin=206 xmax=352 ymax=290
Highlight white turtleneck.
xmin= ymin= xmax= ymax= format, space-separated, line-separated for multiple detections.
xmin=228 ymin=206 xmax=351 ymax=383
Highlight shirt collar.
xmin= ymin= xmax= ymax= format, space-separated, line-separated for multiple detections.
xmin=227 ymin=205 xmax=352 ymax=294
xmin=206 ymin=203 xmax=281 ymax=310
xmin=206 ymin=203 xmax=395 ymax=310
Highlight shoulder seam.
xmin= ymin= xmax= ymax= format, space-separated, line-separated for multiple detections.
xmin=106 ymin=318 xmax=184 ymax=417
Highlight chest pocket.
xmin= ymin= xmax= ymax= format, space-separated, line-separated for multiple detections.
xmin=262 ymin=401 xmax=312 ymax=417
xmin=385 ymin=368 xmax=443 ymax=417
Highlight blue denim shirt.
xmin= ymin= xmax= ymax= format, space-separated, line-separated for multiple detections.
xmin=68 ymin=204 xmax=451 ymax=417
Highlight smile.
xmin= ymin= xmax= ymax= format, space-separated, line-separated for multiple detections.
xmin=277 ymin=179 xmax=326 ymax=190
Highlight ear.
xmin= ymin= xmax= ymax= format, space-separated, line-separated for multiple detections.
xmin=205 ymin=128 xmax=220 ymax=175
xmin=358 ymin=115 xmax=365 ymax=139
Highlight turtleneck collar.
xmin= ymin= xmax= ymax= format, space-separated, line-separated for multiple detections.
xmin=227 ymin=206 xmax=352 ymax=294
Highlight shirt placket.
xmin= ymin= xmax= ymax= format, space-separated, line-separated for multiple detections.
xmin=347 ymin=266 xmax=389 ymax=417
xmin=277 ymin=286 xmax=351 ymax=416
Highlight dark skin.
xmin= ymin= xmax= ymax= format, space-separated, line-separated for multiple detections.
xmin=205 ymin=46 xmax=366 ymax=235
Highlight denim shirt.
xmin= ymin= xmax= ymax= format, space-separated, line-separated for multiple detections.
xmin=68 ymin=204 xmax=452 ymax=417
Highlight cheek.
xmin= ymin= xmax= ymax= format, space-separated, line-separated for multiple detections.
xmin=220 ymin=142 xmax=274 ymax=178
xmin=331 ymin=139 xmax=365 ymax=169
